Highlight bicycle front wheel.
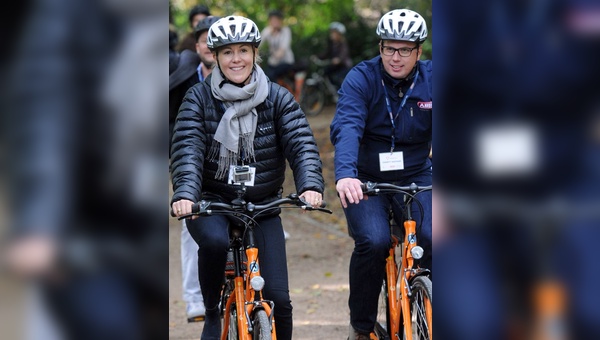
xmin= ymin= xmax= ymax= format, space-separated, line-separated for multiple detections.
xmin=252 ymin=309 xmax=273 ymax=340
xmin=227 ymin=304 xmax=239 ymax=340
xmin=375 ymin=278 xmax=392 ymax=340
xmin=407 ymin=276 xmax=433 ymax=340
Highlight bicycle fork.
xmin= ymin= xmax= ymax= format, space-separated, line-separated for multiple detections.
xmin=222 ymin=235 xmax=277 ymax=339
xmin=386 ymin=235 xmax=402 ymax=339
xmin=400 ymin=219 xmax=432 ymax=340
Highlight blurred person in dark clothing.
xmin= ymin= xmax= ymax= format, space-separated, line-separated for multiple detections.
xmin=2 ymin=0 xmax=167 ymax=339
xmin=176 ymin=4 xmax=210 ymax=53
xmin=434 ymin=0 xmax=600 ymax=339
xmin=169 ymin=49 xmax=200 ymax=151
xmin=314 ymin=21 xmax=353 ymax=90
xmin=169 ymin=25 xmax=179 ymax=73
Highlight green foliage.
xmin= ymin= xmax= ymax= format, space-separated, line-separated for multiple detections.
xmin=169 ymin=0 xmax=432 ymax=62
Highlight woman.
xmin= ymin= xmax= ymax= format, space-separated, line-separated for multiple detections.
xmin=170 ymin=15 xmax=324 ymax=340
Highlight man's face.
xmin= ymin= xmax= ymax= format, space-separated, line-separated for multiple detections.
xmin=380 ymin=40 xmax=421 ymax=79
xmin=268 ymin=16 xmax=283 ymax=31
xmin=196 ymin=31 xmax=215 ymax=67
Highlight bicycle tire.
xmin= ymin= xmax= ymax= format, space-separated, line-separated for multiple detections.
xmin=300 ymin=84 xmax=325 ymax=116
xmin=226 ymin=303 xmax=239 ymax=340
xmin=406 ymin=276 xmax=433 ymax=340
xmin=252 ymin=309 xmax=272 ymax=340
xmin=375 ymin=277 xmax=392 ymax=340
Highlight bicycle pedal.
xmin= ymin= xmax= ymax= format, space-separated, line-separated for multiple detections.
xmin=187 ymin=315 xmax=205 ymax=323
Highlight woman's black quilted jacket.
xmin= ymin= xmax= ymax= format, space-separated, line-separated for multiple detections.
xmin=170 ymin=77 xmax=324 ymax=205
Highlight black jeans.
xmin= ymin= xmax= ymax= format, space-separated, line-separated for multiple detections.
xmin=186 ymin=214 xmax=292 ymax=340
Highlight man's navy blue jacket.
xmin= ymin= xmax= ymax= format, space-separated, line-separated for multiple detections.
xmin=330 ymin=57 xmax=432 ymax=183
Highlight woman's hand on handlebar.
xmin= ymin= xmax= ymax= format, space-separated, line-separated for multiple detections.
xmin=299 ymin=190 xmax=323 ymax=208
xmin=172 ymin=199 xmax=197 ymax=220
xmin=336 ymin=178 xmax=367 ymax=208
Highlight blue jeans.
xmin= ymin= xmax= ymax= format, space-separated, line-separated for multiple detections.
xmin=344 ymin=172 xmax=432 ymax=334
xmin=186 ymin=214 xmax=292 ymax=340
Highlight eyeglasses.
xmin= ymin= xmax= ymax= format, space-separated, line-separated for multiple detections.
xmin=380 ymin=45 xmax=418 ymax=57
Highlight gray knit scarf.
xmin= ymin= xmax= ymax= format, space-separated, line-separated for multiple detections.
xmin=209 ymin=65 xmax=269 ymax=179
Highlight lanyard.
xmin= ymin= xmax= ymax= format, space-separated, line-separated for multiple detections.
xmin=381 ymin=69 xmax=419 ymax=152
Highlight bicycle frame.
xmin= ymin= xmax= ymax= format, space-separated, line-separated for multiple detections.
xmin=221 ymin=222 xmax=277 ymax=340
xmin=173 ymin=187 xmax=331 ymax=340
xmin=364 ymin=182 xmax=432 ymax=340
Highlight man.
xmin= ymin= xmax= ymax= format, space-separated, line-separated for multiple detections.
xmin=193 ymin=16 xmax=220 ymax=83
xmin=176 ymin=5 xmax=211 ymax=53
xmin=170 ymin=15 xmax=221 ymax=323
xmin=329 ymin=9 xmax=432 ymax=339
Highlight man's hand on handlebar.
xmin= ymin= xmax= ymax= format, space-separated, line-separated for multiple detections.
xmin=336 ymin=178 xmax=367 ymax=208
xmin=172 ymin=199 xmax=197 ymax=220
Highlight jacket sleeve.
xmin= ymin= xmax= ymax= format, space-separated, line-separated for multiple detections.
xmin=329 ymin=66 xmax=370 ymax=182
xmin=170 ymin=85 xmax=207 ymax=205
xmin=272 ymin=86 xmax=325 ymax=194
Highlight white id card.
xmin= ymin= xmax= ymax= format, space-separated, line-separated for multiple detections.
xmin=228 ymin=165 xmax=256 ymax=186
xmin=476 ymin=123 xmax=538 ymax=177
xmin=379 ymin=151 xmax=404 ymax=171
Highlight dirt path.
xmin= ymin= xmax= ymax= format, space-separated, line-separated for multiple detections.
xmin=168 ymin=106 xmax=355 ymax=339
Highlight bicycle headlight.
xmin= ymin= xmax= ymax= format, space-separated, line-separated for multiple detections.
xmin=250 ymin=276 xmax=265 ymax=291
xmin=410 ymin=246 xmax=424 ymax=260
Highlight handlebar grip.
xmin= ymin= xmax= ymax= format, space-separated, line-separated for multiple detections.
xmin=170 ymin=209 xmax=176 ymax=217
xmin=192 ymin=202 xmax=200 ymax=214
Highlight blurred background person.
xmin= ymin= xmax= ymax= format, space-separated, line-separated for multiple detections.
xmin=260 ymin=9 xmax=295 ymax=83
xmin=176 ymin=4 xmax=211 ymax=53
xmin=2 ymin=0 xmax=167 ymax=339
xmin=169 ymin=25 xmax=179 ymax=74
xmin=313 ymin=21 xmax=353 ymax=91
xmin=435 ymin=0 xmax=600 ymax=339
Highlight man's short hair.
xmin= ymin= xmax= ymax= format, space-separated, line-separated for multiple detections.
xmin=188 ymin=5 xmax=211 ymax=26
xmin=268 ymin=10 xmax=284 ymax=19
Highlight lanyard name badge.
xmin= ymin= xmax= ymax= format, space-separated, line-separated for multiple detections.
xmin=379 ymin=69 xmax=419 ymax=172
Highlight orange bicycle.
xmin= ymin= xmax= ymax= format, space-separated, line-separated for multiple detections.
xmin=174 ymin=183 xmax=331 ymax=340
xmin=360 ymin=182 xmax=433 ymax=340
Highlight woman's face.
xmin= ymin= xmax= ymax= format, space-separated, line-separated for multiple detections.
xmin=215 ymin=43 xmax=255 ymax=84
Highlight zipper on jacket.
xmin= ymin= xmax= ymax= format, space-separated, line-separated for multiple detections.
xmin=410 ymin=107 xmax=413 ymax=117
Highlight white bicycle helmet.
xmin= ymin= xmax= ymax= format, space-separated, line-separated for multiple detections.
xmin=376 ymin=9 xmax=428 ymax=43
xmin=329 ymin=22 xmax=346 ymax=34
xmin=207 ymin=15 xmax=261 ymax=51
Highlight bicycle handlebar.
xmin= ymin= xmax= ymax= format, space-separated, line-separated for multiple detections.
xmin=360 ymin=182 xmax=432 ymax=195
xmin=170 ymin=193 xmax=332 ymax=220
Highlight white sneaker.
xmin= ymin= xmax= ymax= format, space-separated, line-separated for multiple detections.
xmin=186 ymin=301 xmax=206 ymax=322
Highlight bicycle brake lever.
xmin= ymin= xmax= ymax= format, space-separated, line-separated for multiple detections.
xmin=360 ymin=181 xmax=378 ymax=194
xmin=315 ymin=207 xmax=333 ymax=214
